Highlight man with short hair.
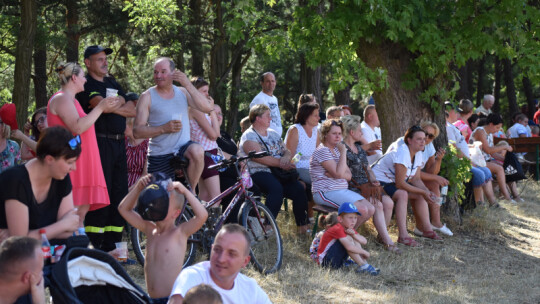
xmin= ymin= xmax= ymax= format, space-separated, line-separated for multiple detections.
xmin=76 ymin=45 xmax=135 ymax=252
xmin=0 ymin=237 xmax=45 ymax=304
xmin=133 ymin=57 xmax=213 ymax=189
xmin=250 ymin=72 xmax=282 ymax=137
xmin=168 ymin=224 xmax=272 ymax=304
xmin=360 ymin=105 xmax=383 ymax=165
xmin=475 ymin=94 xmax=495 ymax=116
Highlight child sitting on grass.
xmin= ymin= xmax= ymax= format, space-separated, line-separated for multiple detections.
xmin=183 ymin=284 xmax=223 ymax=304
xmin=316 ymin=202 xmax=380 ymax=275
xmin=310 ymin=212 xmax=338 ymax=262
xmin=118 ymin=174 xmax=208 ymax=303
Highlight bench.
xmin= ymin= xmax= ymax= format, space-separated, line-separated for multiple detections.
xmin=311 ymin=205 xmax=338 ymax=237
xmin=493 ymin=136 xmax=540 ymax=180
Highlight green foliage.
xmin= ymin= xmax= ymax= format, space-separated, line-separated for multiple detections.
xmin=123 ymin=0 xmax=181 ymax=33
xmin=440 ymin=144 xmax=472 ymax=205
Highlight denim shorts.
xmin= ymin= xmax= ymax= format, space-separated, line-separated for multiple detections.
xmin=379 ymin=182 xmax=399 ymax=198
xmin=471 ymin=166 xmax=493 ymax=187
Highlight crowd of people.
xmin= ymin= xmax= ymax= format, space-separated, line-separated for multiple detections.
xmin=0 ymin=43 xmax=538 ymax=303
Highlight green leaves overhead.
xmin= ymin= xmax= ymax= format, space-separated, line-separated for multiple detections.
xmin=123 ymin=0 xmax=181 ymax=33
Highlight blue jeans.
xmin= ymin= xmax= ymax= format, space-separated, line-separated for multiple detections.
xmin=471 ymin=166 xmax=492 ymax=187
xmin=251 ymin=171 xmax=309 ymax=226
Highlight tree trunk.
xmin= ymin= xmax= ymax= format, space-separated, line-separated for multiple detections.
xmin=503 ymin=58 xmax=519 ymax=118
xmin=356 ymin=40 xmax=459 ymax=221
xmin=65 ymin=0 xmax=79 ymax=62
xmin=188 ymin=0 xmax=204 ymax=76
xmin=476 ymin=56 xmax=486 ymax=107
xmin=493 ymin=57 xmax=502 ymax=114
xmin=300 ymin=53 xmax=322 ymax=106
xmin=173 ymin=0 xmax=185 ymax=71
xmin=334 ymin=86 xmax=351 ymax=107
xmin=227 ymin=49 xmax=247 ymax=136
xmin=13 ymin=0 xmax=37 ymax=130
xmin=522 ymin=76 xmax=535 ymax=118
xmin=33 ymin=43 xmax=48 ymax=109
xmin=209 ymin=0 xmax=228 ymax=106
xmin=456 ymin=64 xmax=469 ymax=100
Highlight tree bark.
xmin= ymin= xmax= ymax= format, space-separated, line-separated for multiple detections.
xmin=33 ymin=43 xmax=48 ymax=109
xmin=209 ymin=0 xmax=229 ymax=106
xmin=300 ymin=53 xmax=322 ymax=106
xmin=503 ymin=58 xmax=519 ymax=118
xmin=174 ymin=0 xmax=185 ymax=71
xmin=493 ymin=57 xmax=502 ymax=114
xmin=65 ymin=0 xmax=79 ymax=62
xmin=188 ymin=0 xmax=204 ymax=76
xmin=13 ymin=0 xmax=37 ymax=130
xmin=476 ymin=56 xmax=486 ymax=107
xmin=522 ymin=76 xmax=535 ymax=118
xmin=456 ymin=64 xmax=469 ymax=100
xmin=227 ymin=48 xmax=249 ymax=135
xmin=334 ymin=86 xmax=351 ymax=107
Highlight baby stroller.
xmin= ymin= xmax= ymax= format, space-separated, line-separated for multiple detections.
xmin=46 ymin=247 xmax=151 ymax=304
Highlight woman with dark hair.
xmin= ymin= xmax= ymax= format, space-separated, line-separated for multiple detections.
xmin=189 ymin=77 xmax=221 ymax=204
xmin=454 ymin=99 xmax=474 ymax=142
xmin=372 ymin=126 xmax=441 ymax=247
xmin=240 ymin=104 xmax=309 ymax=234
xmin=467 ymin=114 xmax=480 ymax=133
xmin=11 ymin=107 xmax=48 ymax=161
xmin=469 ymin=113 xmax=517 ymax=201
xmin=285 ymin=102 xmax=320 ymax=222
xmin=47 ymin=62 xmax=118 ymax=229
xmin=0 ymin=126 xmax=81 ymax=243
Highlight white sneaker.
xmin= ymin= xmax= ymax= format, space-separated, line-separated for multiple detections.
xmin=432 ymin=223 xmax=453 ymax=236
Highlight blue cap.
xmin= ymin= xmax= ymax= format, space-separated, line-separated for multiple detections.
xmin=338 ymin=202 xmax=361 ymax=215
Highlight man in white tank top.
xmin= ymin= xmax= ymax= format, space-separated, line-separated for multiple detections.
xmin=134 ymin=57 xmax=214 ymax=190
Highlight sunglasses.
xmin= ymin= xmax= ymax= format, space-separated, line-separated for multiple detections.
xmin=68 ymin=135 xmax=81 ymax=150
xmin=426 ymin=133 xmax=435 ymax=139
xmin=35 ymin=116 xmax=47 ymax=125
xmin=330 ymin=120 xmax=343 ymax=127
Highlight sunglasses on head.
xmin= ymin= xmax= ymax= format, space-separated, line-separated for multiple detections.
xmin=68 ymin=135 xmax=81 ymax=150
xmin=330 ymin=120 xmax=343 ymax=127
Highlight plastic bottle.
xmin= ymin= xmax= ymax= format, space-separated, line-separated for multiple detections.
xmin=40 ymin=229 xmax=51 ymax=260
xmin=291 ymin=152 xmax=302 ymax=164
xmin=440 ymin=186 xmax=448 ymax=205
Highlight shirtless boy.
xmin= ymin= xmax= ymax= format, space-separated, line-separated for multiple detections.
xmin=118 ymin=174 xmax=208 ymax=303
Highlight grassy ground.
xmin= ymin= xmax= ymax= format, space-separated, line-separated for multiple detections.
xmin=124 ymin=180 xmax=540 ymax=304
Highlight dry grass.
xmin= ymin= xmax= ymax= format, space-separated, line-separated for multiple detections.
xmin=124 ymin=181 xmax=540 ymax=304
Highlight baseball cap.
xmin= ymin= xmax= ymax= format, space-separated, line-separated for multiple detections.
xmin=125 ymin=92 xmax=140 ymax=102
xmin=84 ymin=45 xmax=113 ymax=59
xmin=136 ymin=182 xmax=169 ymax=221
xmin=338 ymin=202 xmax=361 ymax=215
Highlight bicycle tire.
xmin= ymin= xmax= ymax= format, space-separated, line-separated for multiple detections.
xmin=130 ymin=209 xmax=197 ymax=268
xmin=240 ymin=199 xmax=283 ymax=275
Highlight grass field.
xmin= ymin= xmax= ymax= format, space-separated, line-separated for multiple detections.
xmin=125 ymin=180 xmax=540 ymax=304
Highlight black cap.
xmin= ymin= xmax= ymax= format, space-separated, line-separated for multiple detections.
xmin=84 ymin=45 xmax=113 ymax=59
xmin=136 ymin=183 xmax=169 ymax=222
xmin=125 ymin=92 xmax=140 ymax=102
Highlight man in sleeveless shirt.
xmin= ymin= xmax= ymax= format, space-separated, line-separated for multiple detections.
xmin=249 ymin=72 xmax=282 ymax=137
xmin=133 ymin=57 xmax=213 ymax=190
xmin=76 ymin=45 xmax=135 ymax=252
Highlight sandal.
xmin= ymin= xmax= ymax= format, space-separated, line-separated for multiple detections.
xmin=383 ymin=243 xmax=402 ymax=255
xmin=421 ymin=230 xmax=443 ymax=241
xmin=356 ymin=264 xmax=380 ymax=276
xmin=397 ymin=236 xmax=420 ymax=247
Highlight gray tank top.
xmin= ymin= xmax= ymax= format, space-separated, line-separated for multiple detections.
xmin=148 ymin=86 xmax=190 ymax=156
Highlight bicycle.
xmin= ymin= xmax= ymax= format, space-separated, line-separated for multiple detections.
xmin=131 ymin=151 xmax=283 ymax=275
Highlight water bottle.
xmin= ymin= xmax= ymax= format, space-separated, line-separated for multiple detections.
xmin=241 ymin=168 xmax=253 ymax=188
xmin=40 ymin=229 xmax=51 ymax=260
xmin=291 ymin=152 xmax=302 ymax=164
xmin=440 ymin=186 xmax=448 ymax=205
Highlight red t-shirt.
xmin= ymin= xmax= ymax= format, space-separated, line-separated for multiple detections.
xmin=534 ymin=110 xmax=540 ymax=125
xmin=317 ymin=223 xmax=354 ymax=264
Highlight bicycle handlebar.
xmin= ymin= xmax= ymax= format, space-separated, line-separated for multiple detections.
xmin=207 ymin=151 xmax=269 ymax=170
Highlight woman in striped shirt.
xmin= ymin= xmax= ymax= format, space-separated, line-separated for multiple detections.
xmin=310 ymin=119 xmax=373 ymax=229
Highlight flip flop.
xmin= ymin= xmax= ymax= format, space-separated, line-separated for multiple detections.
xmin=397 ymin=236 xmax=420 ymax=247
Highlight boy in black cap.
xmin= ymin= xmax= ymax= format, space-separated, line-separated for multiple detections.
xmin=316 ymin=202 xmax=380 ymax=275
xmin=118 ymin=174 xmax=208 ymax=303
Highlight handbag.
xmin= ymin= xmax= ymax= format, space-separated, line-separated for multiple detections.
xmin=253 ymin=129 xmax=299 ymax=183
xmin=350 ymin=179 xmax=383 ymax=202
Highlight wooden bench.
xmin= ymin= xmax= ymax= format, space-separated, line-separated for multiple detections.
xmin=311 ymin=204 xmax=338 ymax=237
xmin=493 ymin=137 xmax=540 ymax=180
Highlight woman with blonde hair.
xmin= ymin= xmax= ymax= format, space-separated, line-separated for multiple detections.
xmin=341 ymin=115 xmax=400 ymax=253
xmin=0 ymin=117 xmax=20 ymax=173
xmin=47 ymin=62 xmax=118 ymax=229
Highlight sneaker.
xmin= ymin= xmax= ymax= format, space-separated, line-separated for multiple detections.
xmin=432 ymin=223 xmax=453 ymax=236
xmin=356 ymin=264 xmax=380 ymax=276
xmin=343 ymin=258 xmax=356 ymax=267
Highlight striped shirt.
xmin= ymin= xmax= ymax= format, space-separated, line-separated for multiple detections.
xmin=310 ymin=144 xmax=348 ymax=193
xmin=190 ymin=115 xmax=218 ymax=151
xmin=126 ymin=138 xmax=149 ymax=188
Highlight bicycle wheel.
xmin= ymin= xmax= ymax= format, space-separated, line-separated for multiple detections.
xmin=130 ymin=209 xmax=197 ymax=268
xmin=240 ymin=200 xmax=283 ymax=275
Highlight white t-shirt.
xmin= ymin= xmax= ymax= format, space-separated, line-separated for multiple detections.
xmin=360 ymin=121 xmax=382 ymax=165
xmin=387 ymin=137 xmax=435 ymax=168
xmin=169 ymin=261 xmax=272 ymax=304
xmin=250 ymin=92 xmax=282 ymax=137
xmin=446 ymin=121 xmax=471 ymax=158
xmin=372 ymin=143 xmax=424 ymax=183
xmin=508 ymin=123 xmax=530 ymax=138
